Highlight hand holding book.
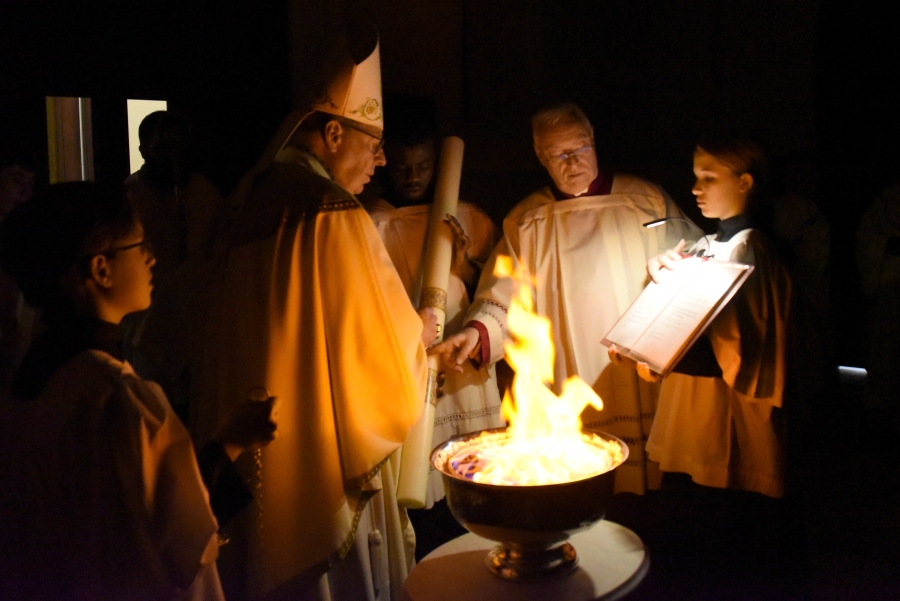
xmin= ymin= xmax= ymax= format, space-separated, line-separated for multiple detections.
xmin=602 ymin=249 xmax=753 ymax=378
xmin=608 ymin=344 xmax=661 ymax=383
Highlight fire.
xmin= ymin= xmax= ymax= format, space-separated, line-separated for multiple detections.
xmin=456 ymin=256 xmax=623 ymax=486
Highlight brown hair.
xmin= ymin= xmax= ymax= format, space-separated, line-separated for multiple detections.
xmin=697 ymin=132 xmax=774 ymax=233
xmin=0 ymin=182 xmax=137 ymax=318
xmin=697 ymin=135 xmax=771 ymax=217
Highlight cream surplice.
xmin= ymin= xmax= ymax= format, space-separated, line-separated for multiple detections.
xmin=467 ymin=174 xmax=690 ymax=495
xmin=367 ymin=198 xmax=504 ymax=507
xmin=646 ymin=227 xmax=791 ymax=498
xmin=194 ymin=149 xmax=428 ymax=600
xmin=0 ymin=350 xmax=222 ymax=600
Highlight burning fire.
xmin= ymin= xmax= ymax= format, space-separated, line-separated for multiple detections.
xmin=453 ymin=257 xmax=623 ymax=486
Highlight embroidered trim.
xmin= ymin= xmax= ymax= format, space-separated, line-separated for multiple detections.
xmin=426 ymin=369 xmax=440 ymax=408
xmin=482 ymin=311 xmax=506 ymax=337
xmin=349 ymin=98 xmax=383 ymax=122
xmin=434 ymin=405 xmax=501 ymax=426
xmin=331 ymin=453 xmax=393 ymax=564
xmin=483 ymin=299 xmax=508 ymax=313
xmin=320 ymin=199 xmax=359 ymax=212
xmin=582 ymin=412 xmax=655 ymax=428
xmin=608 ymin=435 xmax=651 ymax=446
xmin=420 ymin=287 xmax=448 ymax=312
xmin=344 ymin=453 xmax=391 ymax=492
xmin=335 ymin=499 xmax=366 ymax=562
xmin=279 ymin=467 xmax=383 ymax=584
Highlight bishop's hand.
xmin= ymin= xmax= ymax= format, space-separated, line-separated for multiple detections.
xmin=418 ymin=307 xmax=439 ymax=347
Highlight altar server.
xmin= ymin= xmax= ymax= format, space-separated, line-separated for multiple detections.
xmin=365 ymin=99 xmax=504 ymax=511
xmin=0 ymin=183 xmax=224 ymax=600
xmin=624 ymin=137 xmax=791 ymax=498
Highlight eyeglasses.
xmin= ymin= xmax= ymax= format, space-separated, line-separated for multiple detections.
xmin=340 ymin=120 xmax=386 ymax=153
xmin=549 ymin=145 xmax=594 ymax=163
xmin=103 ymin=238 xmax=153 ymax=257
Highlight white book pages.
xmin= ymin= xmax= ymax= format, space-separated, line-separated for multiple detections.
xmin=602 ymin=257 xmax=753 ymax=376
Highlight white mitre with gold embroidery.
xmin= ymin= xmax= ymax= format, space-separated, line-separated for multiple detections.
xmin=265 ymin=40 xmax=383 ymax=158
xmin=229 ymin=37 xmax=384 ymax=207
xmin=310 ymin=41 xmax=383 ymax=130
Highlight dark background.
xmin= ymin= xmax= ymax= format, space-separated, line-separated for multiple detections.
xmin=3 ymin=0 xmax=900 ymax=365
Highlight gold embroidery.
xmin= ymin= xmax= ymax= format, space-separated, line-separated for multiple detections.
xmin=420 ymin=287 xmax=447 ymax=312
xmin=426 ymin=369 xmax=440 ymax=408
xmin=349 ymin=98 xmax=383 ymax=121
xmin=319 ymin=199 xmax=359 ymax=212
xmin=344 ymin=454 xmax=391 ymax=491
xmin=434 ymin=405 xmax=501 ymax=426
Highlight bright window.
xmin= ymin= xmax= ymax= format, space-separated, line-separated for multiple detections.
xmin=127 ymin=99 xmax=168 ymax=175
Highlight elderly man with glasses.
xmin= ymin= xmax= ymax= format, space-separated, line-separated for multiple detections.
xmin=432 ymin=102 xmax=691 ymax=496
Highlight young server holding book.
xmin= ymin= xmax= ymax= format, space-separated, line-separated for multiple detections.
xmin=612 ymin=137 xmax=791 ymax=499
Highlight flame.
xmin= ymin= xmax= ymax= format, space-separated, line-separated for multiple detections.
xmin=459 ymin=256 xmax=623 ymax=486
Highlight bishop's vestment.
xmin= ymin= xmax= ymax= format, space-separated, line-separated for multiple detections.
xmin=194 ymin=149 xmax=427 ymax=600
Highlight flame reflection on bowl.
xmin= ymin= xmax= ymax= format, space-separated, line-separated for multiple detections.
xmin=431 ymin=427 xmax=628 ymax=581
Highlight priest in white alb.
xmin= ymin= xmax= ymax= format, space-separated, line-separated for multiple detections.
xmin=432 ymin=102 xmax=691 ymax=495
xmin=193 ymin=32 xmax=435 ymax=601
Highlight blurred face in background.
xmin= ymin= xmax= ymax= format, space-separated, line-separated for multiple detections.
xmin=0 ymin=164 xmax=36 ymax=216
xmin=387 ymin=140 xmax=436 ymax=204
xmin=141 ymin=123 xmax=193 ymax=188
xmin=533 ymin=122 xmax=598 ymax=195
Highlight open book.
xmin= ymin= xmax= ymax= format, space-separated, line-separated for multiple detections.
xmin=601 ymin=257 xmax=754 ymax=377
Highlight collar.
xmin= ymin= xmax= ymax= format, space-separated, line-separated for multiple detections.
xmin=383 ymin=185 xmax=435 ymax=209
xmin=715 ymin=213 xmax=754 ymax=242
xmin=12 ymin=315 xmax=125 ymax=401
xmin=276 ymin=147 xmax=332 ymax=181
xmin=550 ymin=170 xmax=613 ymax=201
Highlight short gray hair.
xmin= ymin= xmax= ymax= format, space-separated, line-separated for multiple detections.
xmin=531 ymin=102 xmax=592 ymax=138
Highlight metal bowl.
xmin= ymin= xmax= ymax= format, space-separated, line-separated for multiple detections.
xmin=430 ymin=427 xmax=627 ymax=581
